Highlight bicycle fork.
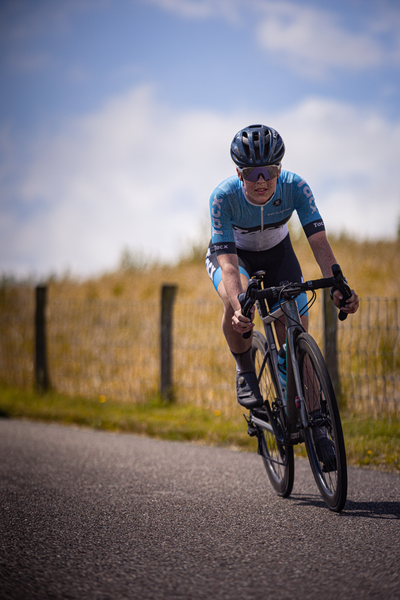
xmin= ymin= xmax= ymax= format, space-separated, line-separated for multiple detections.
xmin=248 ymin=329 xmax=289 ymax=464
xmin=284 ymin=304 xmax=309 ymax=444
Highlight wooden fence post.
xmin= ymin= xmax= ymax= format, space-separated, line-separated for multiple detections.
xmin=35 ymin=285 xmax=49 ymax=393
xmin=160 ymin=284 xmax=177 ymax=401
xmin=322 ymin=288 xmax=341 ymax=403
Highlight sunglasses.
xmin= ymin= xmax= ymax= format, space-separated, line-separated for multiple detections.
xmin=240 ymin=164 xmax=280 ymax=182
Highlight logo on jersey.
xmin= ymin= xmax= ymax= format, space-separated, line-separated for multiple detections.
xmin=211 ymin=195 xmax=223 ymax=236
xmin=273 ymin=198 xmax=282 ymax=207
xmin=206 ymin=251 xmax=216 ymax=281
xmin=297 ymin=179 xmax=318 ymax=214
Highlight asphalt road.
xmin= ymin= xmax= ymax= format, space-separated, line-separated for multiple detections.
xmin=0 ymin=419 xmax=399 ymax=600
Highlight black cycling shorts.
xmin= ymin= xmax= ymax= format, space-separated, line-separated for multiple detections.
xmin=205 ymin=233 xmax=308 ymax=314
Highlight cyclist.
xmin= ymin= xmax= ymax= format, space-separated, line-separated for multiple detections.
xmin=206 ymin=124 xmax=359 ymax=464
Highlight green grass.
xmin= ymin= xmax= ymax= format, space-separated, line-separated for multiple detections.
xmin=0 ymin=384 xmax=251 ymax=449
xmin=0 ymin=384 xmax=399 ymax=472
xmin=341 ymin=416 xmax=400 ymax=471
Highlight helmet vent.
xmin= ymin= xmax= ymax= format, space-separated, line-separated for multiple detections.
xmin=253 ymin=132 xmax=260 ymax=160
xmin=263 ymin=132 xmax=270 ymax=161
xmin=230 ymin=124 xmax=285 ymax=168
xmin=242 ymin=132 xmax=250 ymax=159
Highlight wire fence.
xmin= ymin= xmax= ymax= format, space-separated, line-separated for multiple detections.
xmin=337 ymin=297 xmax=400 ymax=417
xmin=174 ymin=296 xmax=400 ymax=417
xmin=0 ymin=287 xmax=399 ymax=418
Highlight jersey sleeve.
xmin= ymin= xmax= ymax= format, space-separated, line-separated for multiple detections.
xmin=209 ymin=188 xmax=237 ymax=255
xmin=293 ymin=176 xmax=326 ymax=237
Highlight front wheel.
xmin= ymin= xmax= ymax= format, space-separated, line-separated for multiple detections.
xmin=252 ymin=331 xmax=294 ymax=498
xmin=296 ymin=333 xmax=347 ymax=512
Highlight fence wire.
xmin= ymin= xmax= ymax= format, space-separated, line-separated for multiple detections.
xmin=0 ymin=290 xmax=399 ymax=417
xmin=337 ymin=297 xmax=400 ymax=416
xmin=0 ymin=287 xmax=34 ymax=389
xmin=48 ymin=299 xmax=159 ymax=401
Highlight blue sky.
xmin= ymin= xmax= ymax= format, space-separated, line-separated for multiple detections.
xmin=1 ymin=0 xmax=400 ymax=278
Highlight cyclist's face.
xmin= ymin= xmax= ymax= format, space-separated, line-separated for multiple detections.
xmin=237 ymin=166 xmax=281 ymax=205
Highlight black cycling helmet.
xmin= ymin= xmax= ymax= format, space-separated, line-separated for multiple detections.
xmin=230 ymin=124 xmax=285 ymax=168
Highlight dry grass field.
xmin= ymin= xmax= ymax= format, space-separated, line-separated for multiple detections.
xmin=47 ymin=232 xmax=400 ymax=303
xmin=1 ymin=232 xmax=399 ymax=471
xmin=1 ymin=232 xmax=399 ymax=418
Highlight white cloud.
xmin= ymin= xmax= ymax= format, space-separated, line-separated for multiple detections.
xmin=146 ymin=0 xmax=400 ymax=75
xmin=1 ymin=85 xmax=399 ymax=278
xmin=274 ymin=98 xmax=400 ymax=237
xmin=256 ymin=2 xmax=388 ymax=77
xmin=0 ymin=85 xmax=244 ymax=277
xmin=142 ymin=0 xmax=243 ymax=22
xmin=143 ymin=0 xmax=216 ymax=18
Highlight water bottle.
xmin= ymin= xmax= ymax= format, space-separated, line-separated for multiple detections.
xmin=278 ymin=344 xmax=287 ymax=393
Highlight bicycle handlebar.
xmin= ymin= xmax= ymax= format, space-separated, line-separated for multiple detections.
xmin=238 ymin=264 xmax=352 ymax=338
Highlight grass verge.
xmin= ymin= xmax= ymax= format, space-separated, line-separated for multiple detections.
xmin=0 ymin=384 xmax=399 ymax=472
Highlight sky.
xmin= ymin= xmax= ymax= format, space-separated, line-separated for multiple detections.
xmin=1 ymin=0 xmax=400 ymax=279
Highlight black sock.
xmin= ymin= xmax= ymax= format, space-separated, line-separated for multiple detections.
xmin=231 ymin=347 xmax=255 ymax=374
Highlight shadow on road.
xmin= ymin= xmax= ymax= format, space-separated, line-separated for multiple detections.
xmin=289 ymin=494 xmax=400 ymax=519
xmin=341 ymin=500 xmax=400 ymax=519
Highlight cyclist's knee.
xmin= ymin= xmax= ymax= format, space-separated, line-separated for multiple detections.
xmin=275 ymin=320 xmax=286 ymax=346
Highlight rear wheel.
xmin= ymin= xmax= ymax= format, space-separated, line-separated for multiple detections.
xmin=296 ymin=333 xmax=347 ymax=512
xmin=252 ymin=331 xmax=294 ymax=498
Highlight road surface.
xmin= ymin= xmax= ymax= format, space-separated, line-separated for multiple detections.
xmin=0 ymin=419 xmax=399 ymax=599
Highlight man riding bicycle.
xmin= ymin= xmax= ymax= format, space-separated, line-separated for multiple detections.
xmin=206 ymin=124 xmax=359 ymax=430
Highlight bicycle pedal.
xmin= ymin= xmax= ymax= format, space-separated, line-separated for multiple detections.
xmin=247 ymin=424 xmax=258 ymax=437
xmin=289 ymin=431 xmax=304 ymax=445
xmin=252 ymin=407 xmax=269 ymax=422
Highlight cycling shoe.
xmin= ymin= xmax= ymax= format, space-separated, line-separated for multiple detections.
xmin=236 ymin=372 xmax=263 ymax=409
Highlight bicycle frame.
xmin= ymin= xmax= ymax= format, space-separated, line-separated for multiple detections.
xmin=241 ymin=265 xmax=350 ymax=510
xmin=251 ymin=294 xmax=309 ymax=445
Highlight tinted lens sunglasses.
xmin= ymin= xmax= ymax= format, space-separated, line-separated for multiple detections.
xmin=240 ymin=165 xmax=280 ymax=182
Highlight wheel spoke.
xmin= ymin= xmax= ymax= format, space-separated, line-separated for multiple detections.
xmin=297 ymin=333 xmax=347 ymax=512
xmin=252 ymin=331 xmax=294 ymax=498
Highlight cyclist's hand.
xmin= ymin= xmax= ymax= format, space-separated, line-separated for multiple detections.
xmin=232 ymin=306 xmax=255 ymax=333
xmin=332 ymin=289 xmax=359 ymax=314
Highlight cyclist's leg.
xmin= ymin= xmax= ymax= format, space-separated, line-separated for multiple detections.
xmin=275 ymin=312 xmax=308 ymax=346
xmin=217 ymin=272 xmax=252 ymax=353
xmin=206 ymin=244 xmax=251 ymax=352
xmin=207 ymin=236 xmax=308 ymax=348
xmin=205 ymin=244 xmax=263 ymax=408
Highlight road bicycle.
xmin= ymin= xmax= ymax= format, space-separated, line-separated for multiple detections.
xmin=238 ymin=264 xmax=352 ymax=512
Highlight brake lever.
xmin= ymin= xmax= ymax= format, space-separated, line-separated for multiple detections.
xmin=238 ymin=280 xmax=258 ymax=339
xmin=331 ymin=264 xmax=352 ymax=321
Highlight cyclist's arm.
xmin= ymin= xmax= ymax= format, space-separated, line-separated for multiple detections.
xmin=308 ymin=231 xmax=359 ymax=314
xmin=307 ymin=231 xmax=337 ymax=278
xmin=217 ymin=253 xmax=253 ymax=331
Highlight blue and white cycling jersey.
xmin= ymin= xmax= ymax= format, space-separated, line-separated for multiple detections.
xmin=209 ymin=170 xmax=325 ymax=255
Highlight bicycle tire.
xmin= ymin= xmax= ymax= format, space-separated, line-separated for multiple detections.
xmin=252 ymin=331 xmax=294 ymax=498
xmin=296 ymin=333 xmax=347 ymax=512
